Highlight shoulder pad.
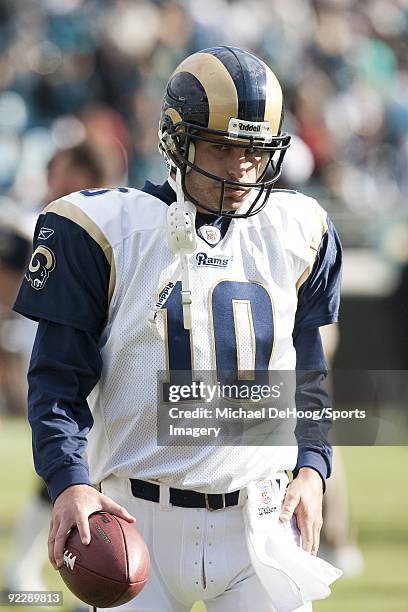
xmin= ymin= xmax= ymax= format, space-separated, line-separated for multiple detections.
xmin=267 ymin=190 xmax=328 ymax=250
xmin=43 ymin=187 xmax=168 ymax=250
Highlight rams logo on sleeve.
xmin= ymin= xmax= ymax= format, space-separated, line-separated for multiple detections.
xmin=25 ymin=245 xmax=56 ymax=290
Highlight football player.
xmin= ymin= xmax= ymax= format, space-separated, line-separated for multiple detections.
xmin=14 ymin=46 xmax=342 ymax=611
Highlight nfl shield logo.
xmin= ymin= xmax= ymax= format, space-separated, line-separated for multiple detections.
xmin=256 ymin=480 xmax=272 ymax=505
xmin=200 ymin=225 xmax=221 ymax=246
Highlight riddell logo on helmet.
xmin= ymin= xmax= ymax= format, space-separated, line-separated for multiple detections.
xmin=228 ymin=118 xmax=272 ymax=143
xmin=238 ymin=122 xmax=261 ymax=132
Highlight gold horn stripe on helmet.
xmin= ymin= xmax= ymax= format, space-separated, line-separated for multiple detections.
xmin=262 ymin=62 xmax=283 ymax=135
xmin=173 ymin=52 xmax=238 ymax=132
xmin=43 ymin=199 xmax=116 ymax=305
xmin=164 ymin=107 xmax=183 ymax=126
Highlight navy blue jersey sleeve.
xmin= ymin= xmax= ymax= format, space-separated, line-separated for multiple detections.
xmin=293 ymin=327 xmax=333 ymax=489
xmin=28 ymin=319 xmax=102 ymax=503
xmin=294 ymin=217 xmax=342 ymax=332
xmin=13 ymin=211 xmax=110 ymax=336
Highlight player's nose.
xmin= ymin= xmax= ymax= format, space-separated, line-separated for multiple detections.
xmin=226 ymin=150 xmax=247 ymax=181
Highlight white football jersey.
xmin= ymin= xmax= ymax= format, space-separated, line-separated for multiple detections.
xmin=15 ymin=182 xmax=340 ymax=494
xmin=16 ymin=183 xmax=338 ymax=492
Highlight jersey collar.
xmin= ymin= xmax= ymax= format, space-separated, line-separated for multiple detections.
xmin=141 ymin=179 xmax=233 ymax=247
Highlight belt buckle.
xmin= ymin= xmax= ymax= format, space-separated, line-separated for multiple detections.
xmin=205 ymin=492 xmax=226 ymax=511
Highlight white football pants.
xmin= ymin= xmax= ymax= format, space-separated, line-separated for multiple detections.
xmin=95 ymin=475 xmax=312 ymax=612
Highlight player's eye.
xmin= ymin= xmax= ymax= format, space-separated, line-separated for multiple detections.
xmin=245 ymin=149 xmax=262 ymax=161
xmin=212 ymin=144 xmax=230 ymax=152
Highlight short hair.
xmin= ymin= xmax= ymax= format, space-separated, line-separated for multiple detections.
xmin=48 ymin=142 xmax=107 ymax=186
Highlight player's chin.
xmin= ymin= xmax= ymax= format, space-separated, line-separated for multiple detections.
xmin=222 ymin=188 xmax=250 ymax=209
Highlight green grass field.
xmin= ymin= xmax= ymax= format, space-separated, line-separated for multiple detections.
xmin=1 ymin=418 xmax=407 ymax=611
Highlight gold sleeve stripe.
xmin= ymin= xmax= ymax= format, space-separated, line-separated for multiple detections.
xmin=43 ymin=199 xmax=116 ymax=305
xmin=174 ymin=52 xmax=238 ymax=131
xmin=296 ymin=212 xmax=329 ymax=293
xmin=262 ymin=63 xmax=283 ymax=135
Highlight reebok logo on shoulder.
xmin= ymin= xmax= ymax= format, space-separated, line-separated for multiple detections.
xmin=38 ymin=227 xmax=54 ymax=240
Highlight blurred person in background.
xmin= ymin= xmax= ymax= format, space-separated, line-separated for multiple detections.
xmin=0 ymin=141 xmax=112 ymax=420
xmin=2 ymin=141 xmax=110 ymax=605
xmin=0 ymin=223 xmax=32 ymax=415
xmin=318 ymin=325 xmax=364 ymax=578
xmin=45 ymin=142 xmax=109 ymax=206
xmin=282 ymin=140 xmax=364 ymax=579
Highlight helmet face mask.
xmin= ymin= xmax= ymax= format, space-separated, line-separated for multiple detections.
xmin=159 ymin=46 xmax=291 ymax=218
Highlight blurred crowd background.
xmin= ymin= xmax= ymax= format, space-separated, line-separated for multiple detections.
xmin=0 ymin=1 xmax=408 ymax=610
xmin=0 ymin=0 xmax=407 ymax=243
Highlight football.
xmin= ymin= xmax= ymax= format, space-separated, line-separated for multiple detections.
xmin=59 ymin=512 xmax=150 ymax=608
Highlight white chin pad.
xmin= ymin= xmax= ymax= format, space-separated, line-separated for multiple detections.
xmin=259 ymin=150 xmax=271 ymax=177
xmin=185 ymin=141 xmax=195 ymax=173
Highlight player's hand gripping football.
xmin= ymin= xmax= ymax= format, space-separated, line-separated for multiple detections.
xmin=48 ymin=484 xmax=136 ymax=569
xmin=279 ymin=467 xmax=323 ymax=556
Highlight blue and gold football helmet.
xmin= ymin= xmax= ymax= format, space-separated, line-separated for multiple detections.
xmin=159 ymin=46 xmax=291 ymax=218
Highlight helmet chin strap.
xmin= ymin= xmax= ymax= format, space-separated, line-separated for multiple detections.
xmin=148 ymin=168 xmax=197 ymax=333
xmin=171 ymin=168 xmax=197 ymax=329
